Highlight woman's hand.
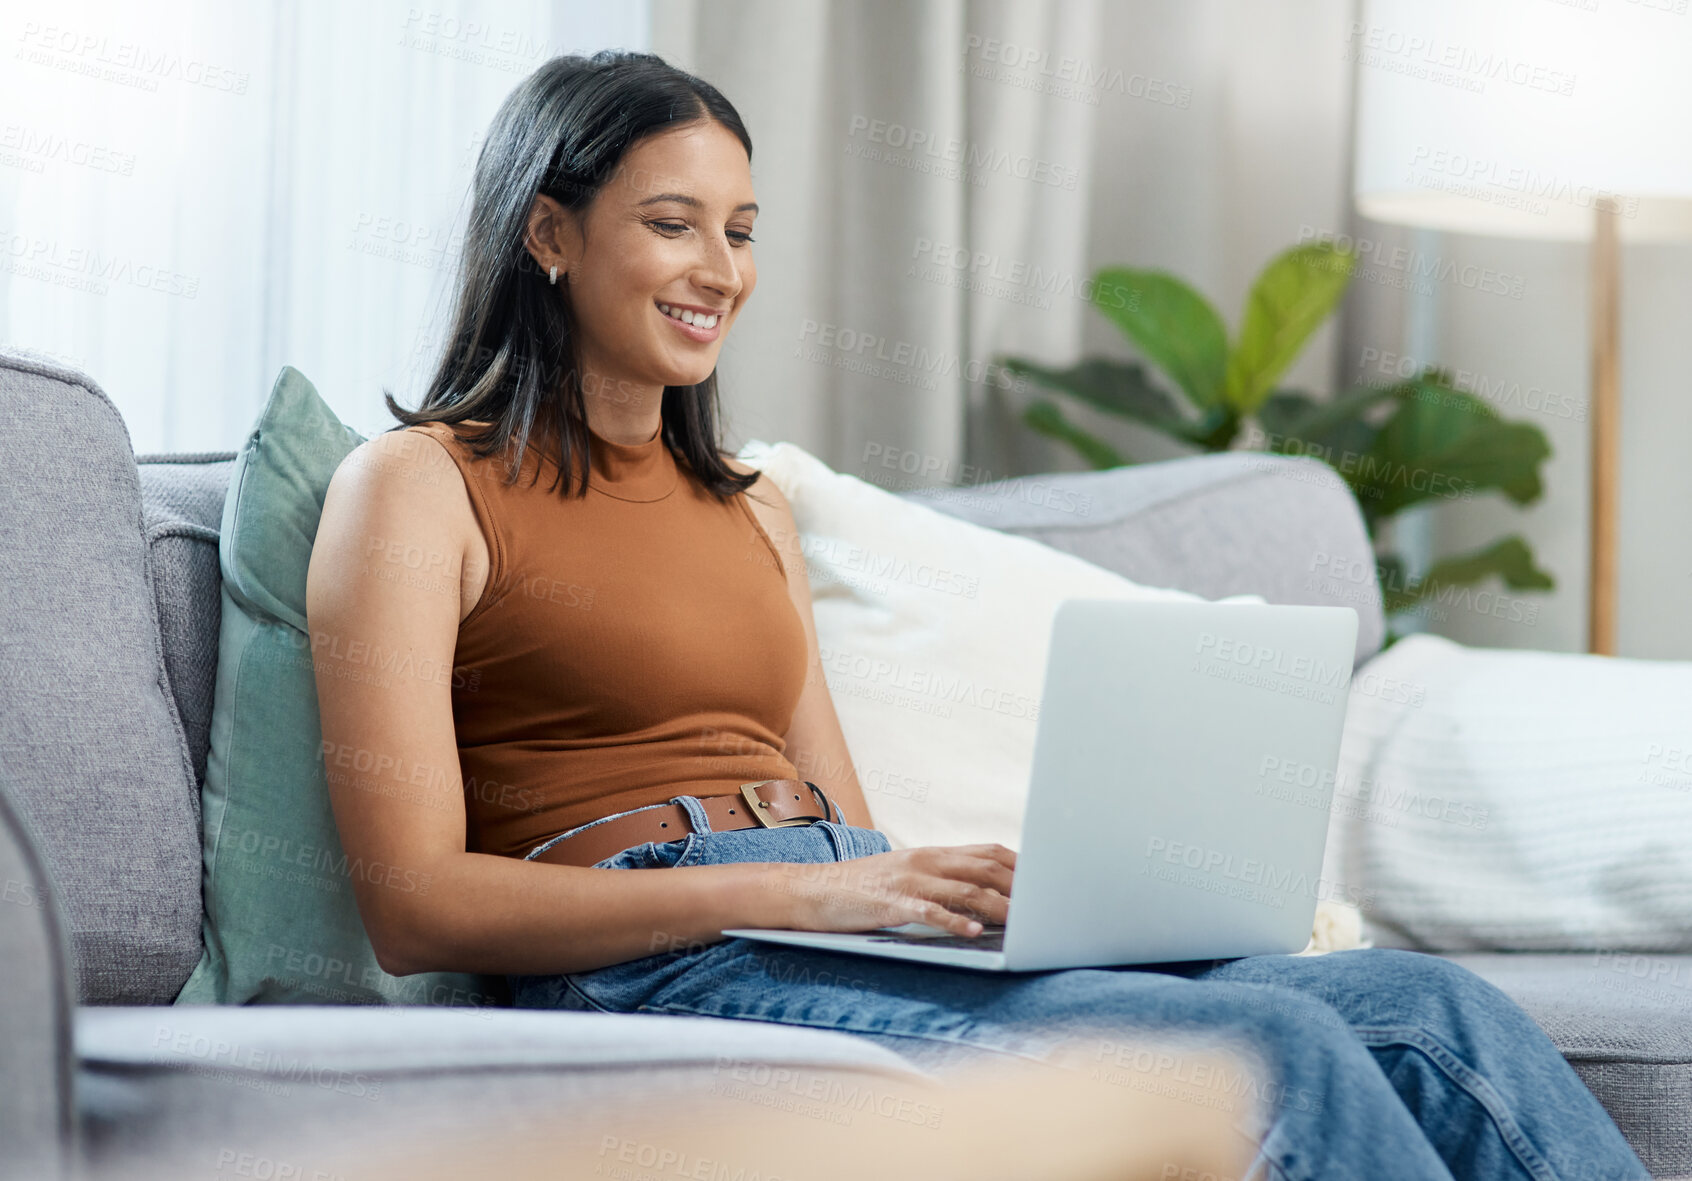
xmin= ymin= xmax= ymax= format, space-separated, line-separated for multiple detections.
xmin=755 ymin=844 xmax=1016 ymax=936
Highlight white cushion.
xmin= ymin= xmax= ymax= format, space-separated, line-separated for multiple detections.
xmin=1322 ymin=632 xmax=1692 ymax=950
xmin=737 ymin=441 xmax=1259 ymax=852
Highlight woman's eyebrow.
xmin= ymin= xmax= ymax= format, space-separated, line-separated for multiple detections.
xmin=637 ymin=192 xmax=758 ymax=214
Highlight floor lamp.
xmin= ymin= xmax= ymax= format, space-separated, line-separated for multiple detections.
xmin=1350 ymin=0 xmax=1692 ymax=654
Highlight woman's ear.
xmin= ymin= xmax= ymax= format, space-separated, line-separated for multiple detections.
xmin=523 ymin=193 xmax=576 ymax=280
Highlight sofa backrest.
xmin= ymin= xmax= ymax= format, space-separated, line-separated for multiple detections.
xmin=136 ymin=451 xmax=236 ymax=792
xmin=0 ymin=348 xmax=206 ymax=1005
xmin=904 ymin=453 xmax=1386 ymax=664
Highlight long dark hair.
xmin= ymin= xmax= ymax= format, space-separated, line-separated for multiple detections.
xmin=383 ymin=50 xmax=759 ymax=500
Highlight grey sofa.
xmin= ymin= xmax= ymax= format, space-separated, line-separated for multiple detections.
xmin=0 ymin=344 xmax=1685 ymax=1179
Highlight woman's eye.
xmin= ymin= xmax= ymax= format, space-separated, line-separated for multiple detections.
xmin=650 ymin=220 xmax=755 ymax=245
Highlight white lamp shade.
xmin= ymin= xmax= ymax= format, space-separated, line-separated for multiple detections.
xmin=1354 ymin=0 xmax=1692 ymax=241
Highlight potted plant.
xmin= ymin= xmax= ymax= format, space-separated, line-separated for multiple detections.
xmin=999 ymin=243 xmax=1554 ymax=640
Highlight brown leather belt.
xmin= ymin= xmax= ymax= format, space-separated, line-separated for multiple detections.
xmin=524 ymin=780 xmax=835 ymax=868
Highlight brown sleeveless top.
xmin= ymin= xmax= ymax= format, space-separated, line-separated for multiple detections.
xmin=403 ymin=417 xmax=809 ymax=859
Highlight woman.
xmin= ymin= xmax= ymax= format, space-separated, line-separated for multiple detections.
xmin=305 ymin=50 xmax=1646 ymax=1180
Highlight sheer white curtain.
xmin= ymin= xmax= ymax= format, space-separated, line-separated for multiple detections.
xmin=0 ymin=0 xmax=647 ymax=452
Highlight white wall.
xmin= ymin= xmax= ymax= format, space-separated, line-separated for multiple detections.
xmin=1423 ymin=234 xmax=1692 ymax=658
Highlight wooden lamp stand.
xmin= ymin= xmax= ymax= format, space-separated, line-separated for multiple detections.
xmin=1589 ymin=196 xmax=1620 ymax=656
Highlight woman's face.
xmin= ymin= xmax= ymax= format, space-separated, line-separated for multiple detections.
xmin=536 ymin=121 xmax=758 ymax=407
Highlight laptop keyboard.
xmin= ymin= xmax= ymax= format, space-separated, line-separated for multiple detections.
xmin=864 ymin=924 xmax=1007 ymax=952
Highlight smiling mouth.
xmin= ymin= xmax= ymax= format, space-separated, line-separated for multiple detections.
xmin=656 ymin=301 xmax=721 ymax=329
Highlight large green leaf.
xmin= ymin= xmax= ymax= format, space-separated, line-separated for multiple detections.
xmin=1000 ymin=356 xmax=1213 ymax=444
xmin=1223 ymin=244 xmax=1355 ymax=414
xmin=1357 ymin=381 xmax=1550 ymax=518
xmin=1254 ymin=384 xmax=1396 ymax=464
xmin=1022 ymin=399 xmax=1128 ymax=470
xmin=1090 ymin=267 xmax=1229 ymax=412
xmin=1381 ymin=536 xmax=1555 ymax=615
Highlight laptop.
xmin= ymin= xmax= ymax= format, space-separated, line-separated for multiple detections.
xmin=721 ymin=598 xmax=1360 ymax=972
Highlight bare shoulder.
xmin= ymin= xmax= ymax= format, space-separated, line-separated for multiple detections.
xmin=345 ymin=418 xmax=490 ymax=473
xmin=318 ymin=425 xmax=488 ymax=622
xmin=328 ymin=426 xmax=465 ymax=519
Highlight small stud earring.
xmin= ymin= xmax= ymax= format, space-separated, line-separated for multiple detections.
xmin=549 ymin=265 xmax=558 ymax=285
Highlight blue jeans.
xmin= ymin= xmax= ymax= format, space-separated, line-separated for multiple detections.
xmin=508 ymin=804 xmax=1647 ymax=1181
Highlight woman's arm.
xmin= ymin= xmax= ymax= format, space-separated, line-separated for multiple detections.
xmin=731 ymin=462 xmax=875 ymax=829
xmin=305 ymin=431 xmax=795 ymax=977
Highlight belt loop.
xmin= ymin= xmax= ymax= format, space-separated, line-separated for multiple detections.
xmin=672 ymin=795 xmax=714 ymax=834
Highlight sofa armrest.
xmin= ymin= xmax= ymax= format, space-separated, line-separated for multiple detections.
xmin=901 ymin=451 xmax=1384 ymax=664
xmin=0 ymin=780 xmax=77 ymax=1179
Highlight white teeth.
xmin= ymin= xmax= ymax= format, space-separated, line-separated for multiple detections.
xmin=657 ymin=303 xmax=718 ymax=329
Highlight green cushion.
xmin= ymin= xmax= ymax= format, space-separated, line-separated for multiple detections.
xmin=174 ymin=366 xmax=506 ymax=1007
